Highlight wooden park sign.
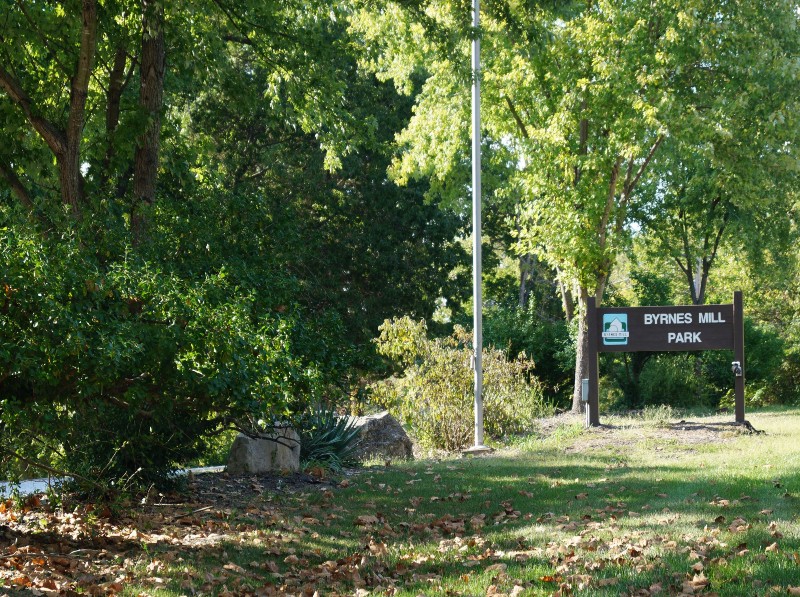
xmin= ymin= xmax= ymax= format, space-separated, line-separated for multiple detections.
xmin=585 ymin=291 xmax=745 ymax=426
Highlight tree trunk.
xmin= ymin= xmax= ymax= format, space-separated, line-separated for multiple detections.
xmin=571 ymin=287 xmax=591 ymax=412
xmin=58 ymin=150 xmax=84 ymax=215
xmin=518 ymin=253 xmax=534 ymax=309
xmin=0 ymin=161 xmax=33 ymax=209
xmin=571 ymin=277 xmax=609 ymax=412
xmin=101 ymin=45 xmax=129 ymax=188
xmin=691 ymin=257 xmax=705 ymax=399
xmin=556 ymin=266 xmax=575 ymax=323
xmin=61 ymin=0 xmax=98 ymax=214
xmin=132 ymin=0 xmax=166 ymax=243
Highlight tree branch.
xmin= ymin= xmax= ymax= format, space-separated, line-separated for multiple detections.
xmin=60 ymin=0 xmax=98 ymax=211
xmin=624 ymin=134 xmax=663 ymax=198
xmin=0 ymin=160 xmax=33 ymax=209
xmin=621 ymin=157 xmax=634 ymax=205
xmin=574 ymin=101 xmax=588 ymax=186
xmin=555 ymin=266 xmax=575 ymax=323
xmin=598 ymin=156 xmax=622 ymax=249
xmin=701 ymin=195 xmax=721 ymax=257
xmin=504 ymin=96 xmax=530 ymax=139
xmin=0 ymin=444 xmax=107 ymax=493
xmin=0 ymin=64 xmax=67 ymax=156
xmin=678 ymin=209 xmax=698 ymax=302
xmin=673 ymin=254 xmax=690 ymax=278
xmin=101 ymin=45 xmax=128 ymax=187
xmin=705 ymin=208 xmax=729 ymax=275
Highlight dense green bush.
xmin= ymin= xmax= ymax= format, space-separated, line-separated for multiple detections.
xmin=372 ymin=317 xmax=549 ymax=451
xmin=636 ymin=354 xmax=705 ymax=408
xmin=0 ymin=222 xmax=332 ymax=493
xmin=705 ymin=320 xmax=786 ymax=404
xmin=481 ymin=304 xmax=573 ymax=406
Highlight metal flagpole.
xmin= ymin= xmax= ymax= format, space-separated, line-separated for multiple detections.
xmin=464 ymin=0 xmax=490 ymax=455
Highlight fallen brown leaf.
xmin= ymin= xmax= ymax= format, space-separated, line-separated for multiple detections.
xmin=223 ymin=562 xmax=246 ymax=574
xmin=597 ymin=578 xmax=618 ymax=587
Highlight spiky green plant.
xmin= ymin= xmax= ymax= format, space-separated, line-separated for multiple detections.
xmin=293 ymin=406 xmax=362 ymax=472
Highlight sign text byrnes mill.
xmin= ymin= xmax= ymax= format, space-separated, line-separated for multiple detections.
xmin=598 ymin=304 xmax=734 ymax=352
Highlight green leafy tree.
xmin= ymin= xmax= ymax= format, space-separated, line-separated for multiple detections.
xmin=0 ymin=1 xmax=467 ymax=490
xmin=351 ymin=0 xmax=800 ymax=412
xmin=634 ymin=0 xmax=800 ymax=309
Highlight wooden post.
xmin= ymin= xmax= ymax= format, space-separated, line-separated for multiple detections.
xmin=733 ymin=290 xmax=746 ymax=423
xmin=587 ymin=297 xmax=600 ymax=426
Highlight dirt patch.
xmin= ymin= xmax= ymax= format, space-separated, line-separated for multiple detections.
xmin=177 ymin=468 xmax=340 ymax=509
xmin=533 ymin=412 xmax=761 ymax=453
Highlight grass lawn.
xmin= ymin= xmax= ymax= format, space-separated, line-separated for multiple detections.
xmin=2 ymin=408 xmax=800 ymax=596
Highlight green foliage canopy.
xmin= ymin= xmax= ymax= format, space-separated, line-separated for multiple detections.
xmin=0 ymin=1 xmax=468 ymax=491
xmin=350 ymin=0 xmax=800 ymax=409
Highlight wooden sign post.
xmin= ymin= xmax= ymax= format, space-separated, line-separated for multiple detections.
xmin=586 ymin=291 xmax=745 ymax=426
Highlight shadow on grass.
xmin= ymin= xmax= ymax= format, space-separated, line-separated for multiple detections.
xmin=2 ymin=421 xmax=799 ymax=596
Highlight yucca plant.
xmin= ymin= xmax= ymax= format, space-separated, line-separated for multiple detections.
xmin=292 ymin=405 xmax=362 ymax=472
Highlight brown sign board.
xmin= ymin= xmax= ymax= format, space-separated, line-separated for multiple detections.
xmin=596 ymin=304 xmax=734 ymax=352
xmin=586 ymin=292 xmax=745 ymax=426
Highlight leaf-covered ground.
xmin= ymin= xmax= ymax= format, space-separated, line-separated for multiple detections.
xmin=2 ymin=408 xmax=800 ymax=596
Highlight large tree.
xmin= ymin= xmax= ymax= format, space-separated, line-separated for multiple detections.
xmin=350 ymin=0 xmax=800 ymax=411
xmin=0 ymin=1 xmax=467 ymax=487
xmin=636 ymin=0 xmax=800 ymax=307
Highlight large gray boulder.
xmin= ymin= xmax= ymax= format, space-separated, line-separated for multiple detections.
xmin=349 ymin=411 xmax=413 ymax=462
xmin=226 ymin=427 xmax=300 ymax=474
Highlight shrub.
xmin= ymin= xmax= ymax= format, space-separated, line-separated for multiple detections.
xmin=481 ymin=304 xmax=573 ymax=406
xmin=637 ymin=354 xmax=705 ymax=408
xmin=292 ymin=405 xmax=361 ymax=472
xmin=771 ymin=351 xmax=800 ymax=405
xmin=599 ymin=375 xmax=626 ymax=411
xmin=372 ymin=317 xmax=549 ymax=451
xmin=719 ymin=385 xmax=773 ymax=410
xmin=703 ymin=320 xmax=786 ymax=405
xmin=0 ymin=224 xmax=336 ymax=495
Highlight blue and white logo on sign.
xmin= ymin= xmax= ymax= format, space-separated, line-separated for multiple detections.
xmin=602 ymin=314 xmax=629 ymax=345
